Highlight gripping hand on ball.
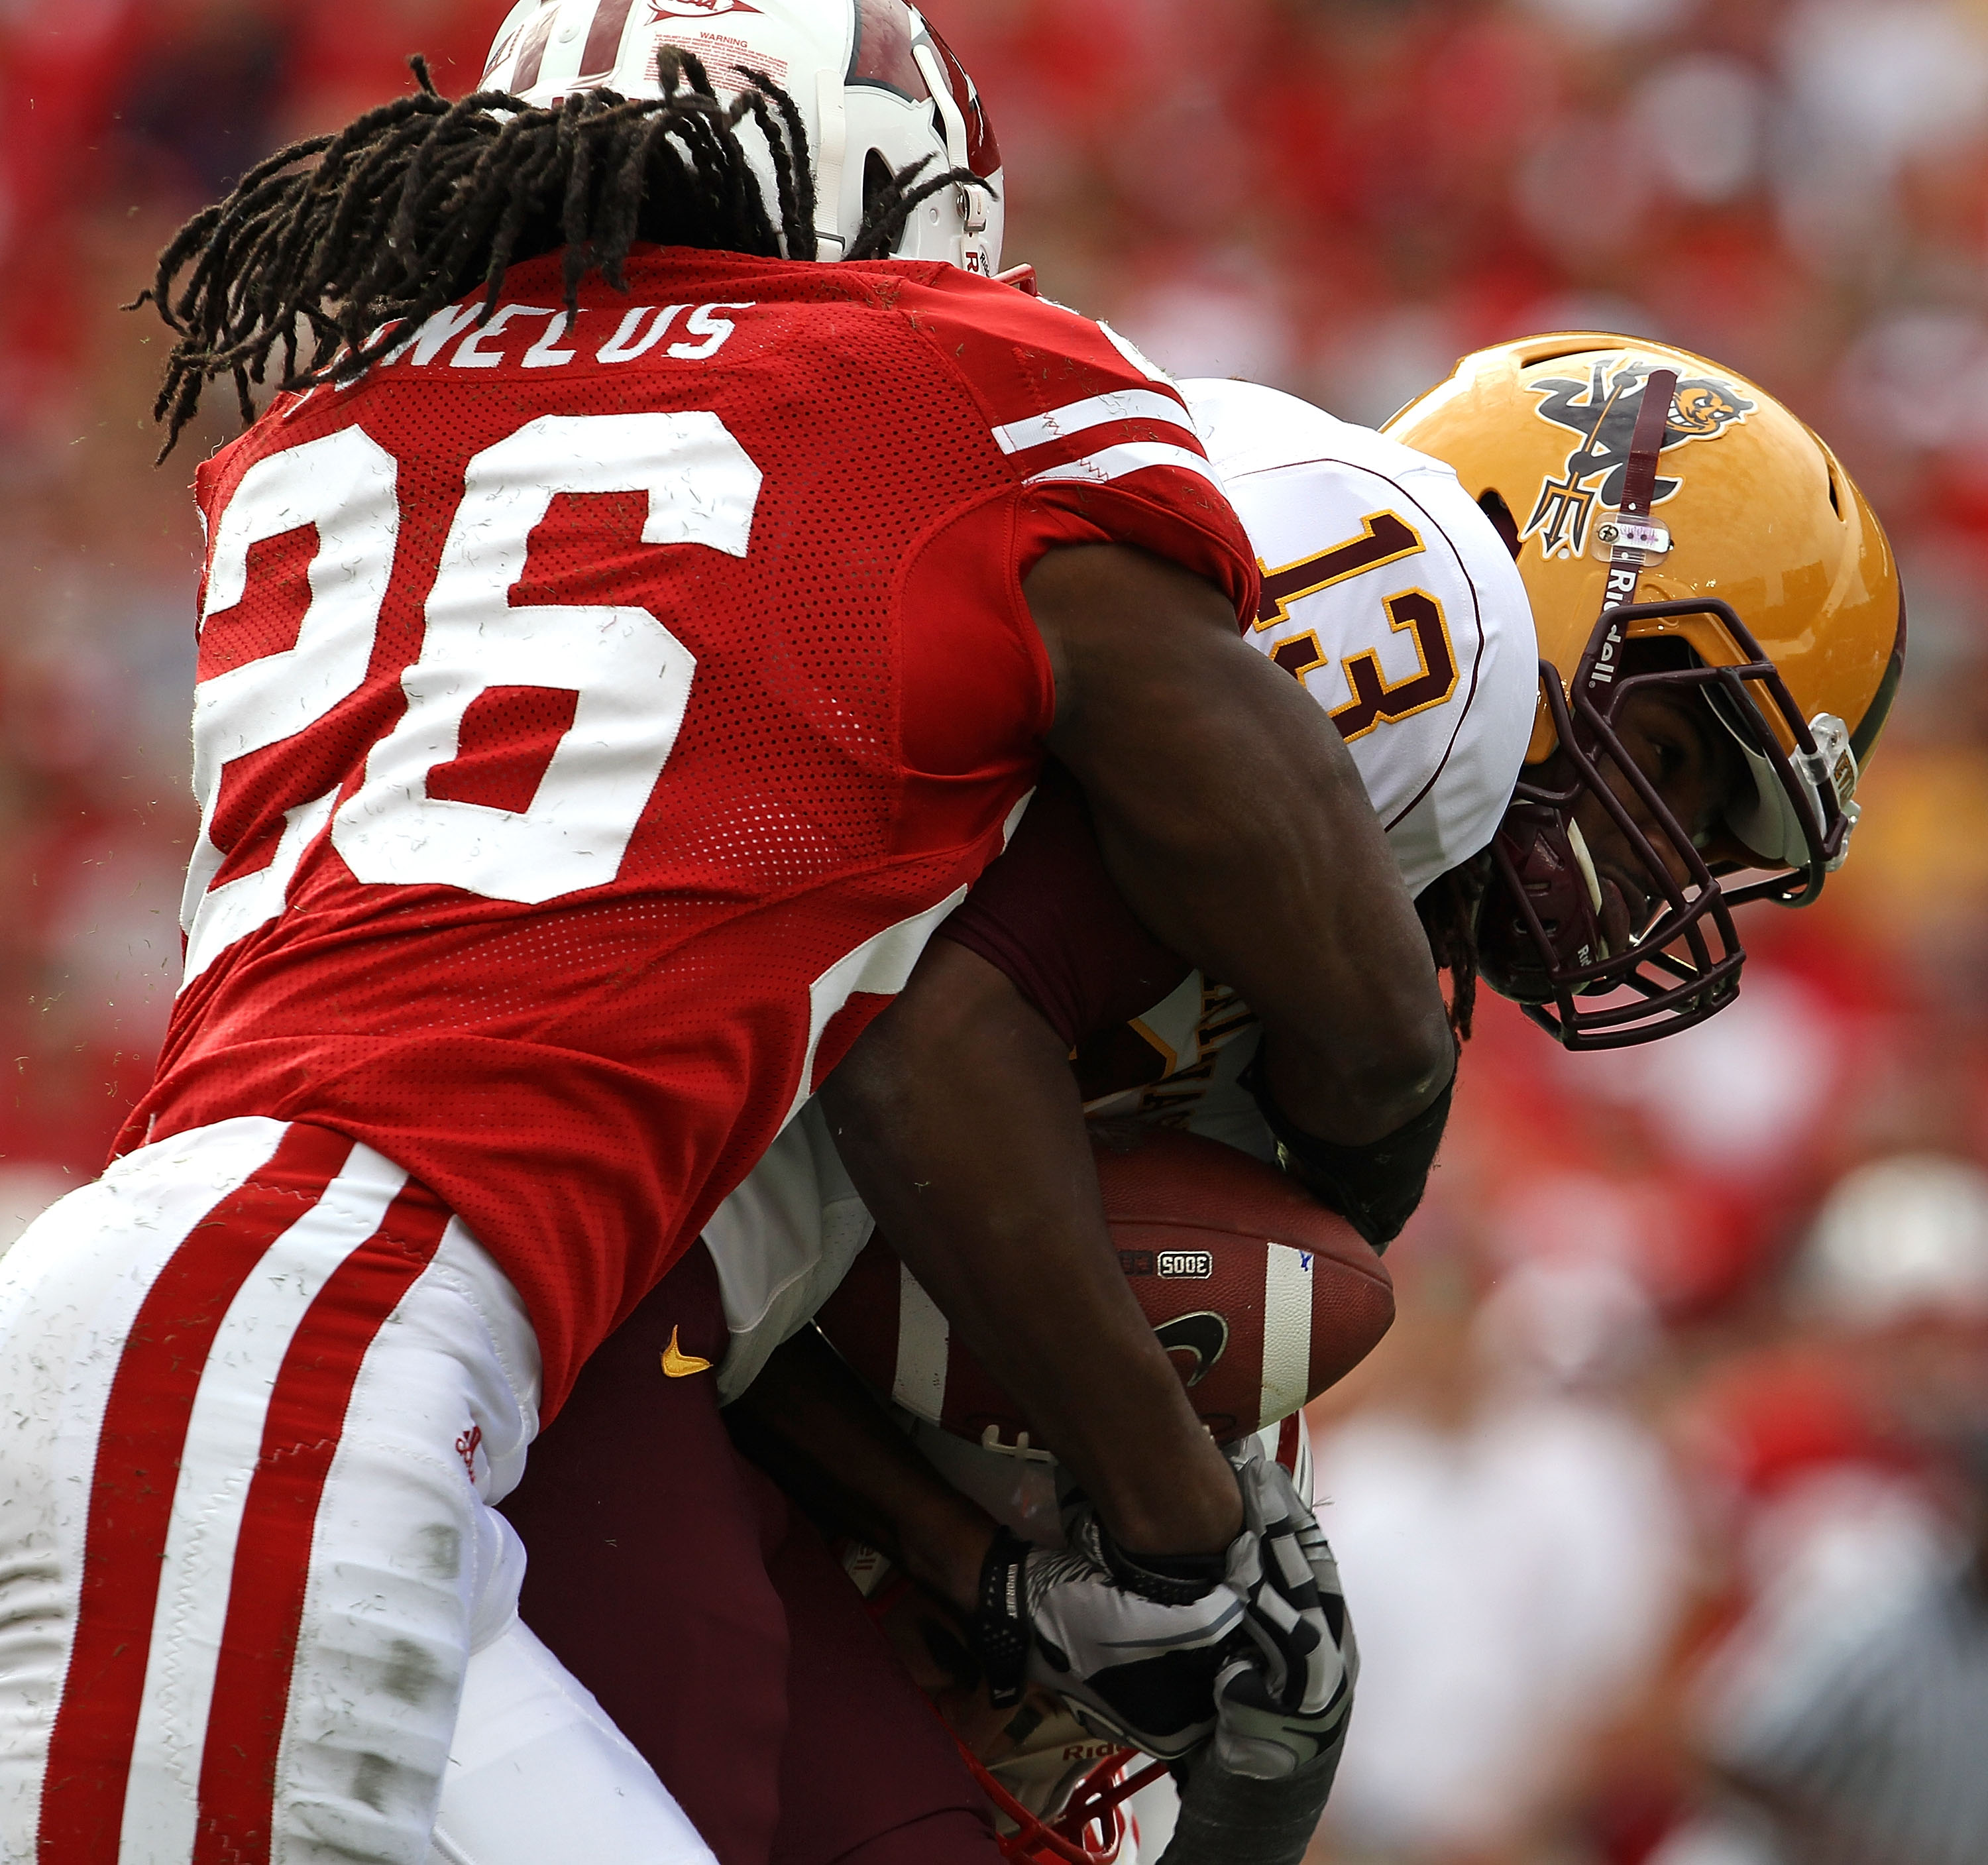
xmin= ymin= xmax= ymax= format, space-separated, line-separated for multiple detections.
xmin=1207 ymin=1448 xmax=1357 ymax=1780
xmin=973 ymin=1451 xmax=1356 ymax=1770
xmin=975 ymin=1517 xmax=1242 ymax=1759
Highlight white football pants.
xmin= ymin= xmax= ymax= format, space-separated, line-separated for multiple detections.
xmin=0 ymin=1117 xmax=711 ymax=1865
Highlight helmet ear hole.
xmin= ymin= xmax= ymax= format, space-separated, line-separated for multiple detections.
xmin=1477 ymin=488 xmax=1521 ymax=561
xmin=861 ymin=148 xmax=901 ymax=236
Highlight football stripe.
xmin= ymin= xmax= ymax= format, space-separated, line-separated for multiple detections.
xmin=1260 ymin=1243 xmax=1315 ymax=1429
xmin=991 ymin=389 xmax=1196 ymax=457
xmin=891 ymin=1263 xmax=950 ymax=1424
xmin=1023 ymin=442 xmax=1225 ymax=493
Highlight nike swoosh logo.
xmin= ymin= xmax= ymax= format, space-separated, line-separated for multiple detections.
xmin=1154 ymin=1311 xmax=1229 ymax=1387
xmin=659 ymin=1327 xmax=713 ymax=1378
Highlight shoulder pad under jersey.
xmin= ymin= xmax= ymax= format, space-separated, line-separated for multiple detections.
xmin=1182 ymin=377 xmax=1538 ymax=895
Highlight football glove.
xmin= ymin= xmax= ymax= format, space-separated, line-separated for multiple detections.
xmin=1010 ymin=1527 xmax=1241 ymax=1758
xmin=1211 ymin=1447 xmax=1358 ymax=1780
xmin=973 ymin=1521 xmax=1239 ymax=1760
xmin=973 ymin=1447 xmax=1356 ymax=1768
xmin=1155 ymin=1455 xmax=1358 ymax=1864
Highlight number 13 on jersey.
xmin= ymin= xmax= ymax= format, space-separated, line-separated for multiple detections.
xmin=182 ymin=412 xmax=762 ymax=988
xmin=1252 ymin=509 xmax=1460 ymax=742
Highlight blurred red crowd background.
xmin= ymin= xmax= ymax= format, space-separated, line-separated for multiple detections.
xmin=5 ymin=3 xmax=1987 ymax=1861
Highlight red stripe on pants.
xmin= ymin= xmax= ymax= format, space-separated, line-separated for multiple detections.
xmin=38 ymin=1123 xmax=359 ymax=1864
xmin=192 ymin=1179 xmax=454 ymax=1865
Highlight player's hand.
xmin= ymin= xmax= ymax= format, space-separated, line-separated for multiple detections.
xmin=977 ymin=1450 xmax=1356 ymax=1768
xmin=1207 ymin=1449 xmax=1357 ymax=1780
xmin=970 ymin=1512 xmax=1239 ymax=1759
xmin=1017 ymin=1530 xmax=1240 ymax=1759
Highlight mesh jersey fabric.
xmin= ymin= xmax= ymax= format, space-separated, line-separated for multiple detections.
xmin=119 ymin=248 xmax=1257 ymax=1416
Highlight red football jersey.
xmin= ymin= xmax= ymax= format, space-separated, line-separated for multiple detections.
xmin=119 ymin=248 xmax=1256 ymax=1413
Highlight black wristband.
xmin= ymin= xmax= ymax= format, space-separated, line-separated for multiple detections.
xmin=1098 ymin=1533 xmax=1227 ymax=1606
xmin=973 ymin=1526 xmax=1034 ymax=1709
xmin=1065 ymin=1505 xmax=1227 ymax=1605
xmin=1242 ymin=1052 xmax=1455 ymax=1253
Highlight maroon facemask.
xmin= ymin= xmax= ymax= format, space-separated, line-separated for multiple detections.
xmin=1475 ymin=372 xmax=1855 ymax=1050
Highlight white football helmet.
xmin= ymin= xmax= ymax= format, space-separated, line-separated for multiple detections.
xmin=478 ymin=0 xmax=1003 ymax=273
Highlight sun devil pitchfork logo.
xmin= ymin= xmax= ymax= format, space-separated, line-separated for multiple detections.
xmin=1522 ymin=357 xmax=1754 ymax=559
xmin=650 ymin=0 xmax=760 ymax=17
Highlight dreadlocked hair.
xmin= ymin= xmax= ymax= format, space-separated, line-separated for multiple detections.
xmin=137 ymin=53 xmax=982 ymax=460
xmin=1415 ymin=854 xmax=1488 ymax=1043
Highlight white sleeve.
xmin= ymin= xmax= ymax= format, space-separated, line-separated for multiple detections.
xmin=700 ymin=1097 xmax=875 ymax=1403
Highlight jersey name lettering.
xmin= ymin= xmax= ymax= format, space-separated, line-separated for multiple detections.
xmin=368 ymin=300 xmax=755 ymax=376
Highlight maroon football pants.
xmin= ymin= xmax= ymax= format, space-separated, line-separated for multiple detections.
xmin=499 ymin=1245 xmax=1001 ymax=1865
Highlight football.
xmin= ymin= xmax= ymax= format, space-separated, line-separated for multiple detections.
xmin=813 ymin=1125 xmax=1395 ymax=1449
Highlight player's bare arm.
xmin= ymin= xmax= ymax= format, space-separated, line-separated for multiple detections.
xmin=824 ymin=532 xmax=1462 ymax=1555
xmin=826 ymin=936 xmax=1246 ymax=1556
xmin=1027 ymin=543 xmax=1457 ymax=1144
xmin=825 ymin=536 xmax=1457 ymax=1559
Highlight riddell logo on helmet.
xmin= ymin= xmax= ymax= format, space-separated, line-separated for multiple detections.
xmin=1522 ymin=357 xmax=1754 ymax=560
xmin=1587 ymin=614 xmax=1629 ymax=688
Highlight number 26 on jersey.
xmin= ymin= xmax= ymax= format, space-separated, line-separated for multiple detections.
xmin=182 ymin=412 xmax=761 ymax=988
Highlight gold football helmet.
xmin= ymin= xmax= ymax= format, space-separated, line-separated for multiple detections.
xmin=1386 ymin=333 xmax=1905 ymax=1048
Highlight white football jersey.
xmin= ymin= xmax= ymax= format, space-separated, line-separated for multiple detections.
xmin=1184 ymin=376 xmax=1537 ymax=898
xmin=704 ymin=382 xmax=1539 ymax=1397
